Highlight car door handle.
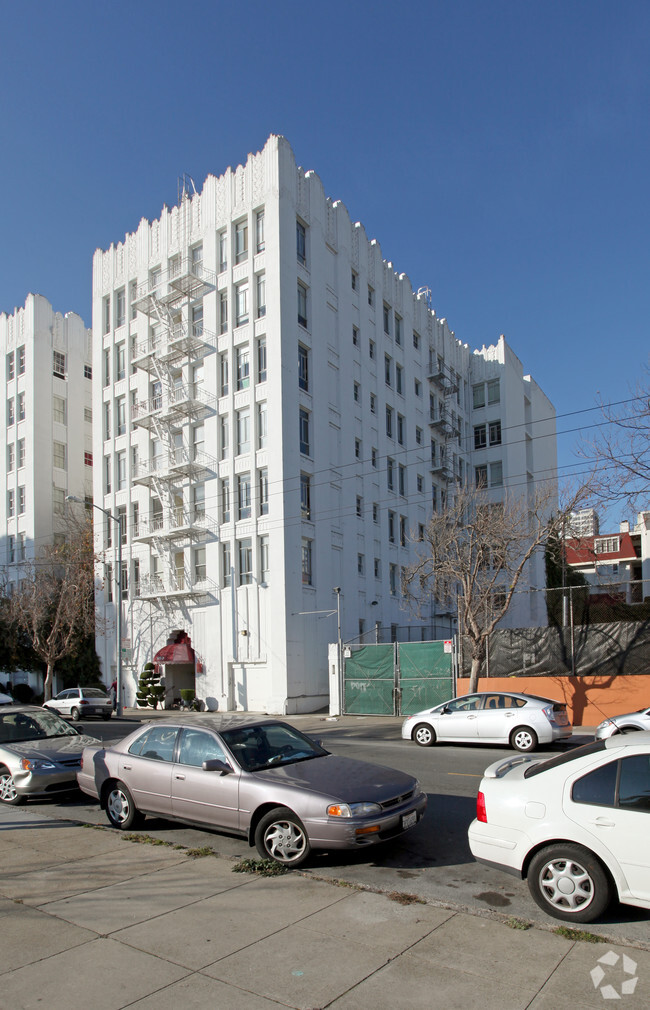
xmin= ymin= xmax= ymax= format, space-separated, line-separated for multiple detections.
xmin=175 ymin=774 xmax=186 ymax=781
xmin=122 ymin=763 xmax=132 ymax=770
xmin=466 ymin=715 xmax=477 ymax=720
xmin=591 ymin=817 xmax=615 ymax=828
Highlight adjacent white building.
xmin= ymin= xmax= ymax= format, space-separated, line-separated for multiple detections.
xmin=0 ymin=293 xmax=93 ymax=650
xmin=88 ymin=135 xmax=557 ymax=714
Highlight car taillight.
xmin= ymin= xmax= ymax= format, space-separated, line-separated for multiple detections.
xmin=476 ymin=791 xmax=487 ymax=823
xmin=79 ymin=699 xmax=89 ymax=705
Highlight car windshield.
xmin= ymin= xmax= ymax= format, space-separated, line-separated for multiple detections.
xmin=220 ymin=722 xmax=327 ymax=772
xmin=0 ymin=709 xmax=80 ymax=743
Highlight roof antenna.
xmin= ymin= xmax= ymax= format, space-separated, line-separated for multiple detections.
xmin=178 ymin=173 xmax=197 ymax=204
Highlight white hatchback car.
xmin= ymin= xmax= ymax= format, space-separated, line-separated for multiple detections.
xmin=468 ymin=732 xmax=650 ymax=922
xmin=595 ymin=706 xmax=650 ymax=740
xmin=401 ymin=691 xmax=571 ymax=752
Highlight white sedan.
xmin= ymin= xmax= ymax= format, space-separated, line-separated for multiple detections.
xmin=595 ymin=706 xmax=650 ymax=740
xmin=401 ymin=691 xmax=571 ymax=752
xmin=468 ymin=731 xmax=650 ymax=922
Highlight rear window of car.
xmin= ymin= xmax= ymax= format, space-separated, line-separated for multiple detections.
xmin=524 ymin=740 xmax=607 ymax=779
xmin=83 ymin=689 xmax=109 ymax=698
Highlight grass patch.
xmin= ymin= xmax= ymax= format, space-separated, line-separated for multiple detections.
xmin=185 ymin=846 xmax=216 ymax=859
xmin=505 ymin=917 xmax=532 ymax=930
xmin=232 ymin=857 xmax=289 ymax=876
xmin=386 ymin=891 xmax=426 ymax=906
xmin=553 ymin=925 xmax=606 ymax=943
xmin=122 ymin=833 xmax=174 ymax=847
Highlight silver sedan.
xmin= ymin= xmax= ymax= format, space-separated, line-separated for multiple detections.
xmin=595 ymin=707 xmax=650 ymax=740
xmin=0 ymin=705 xmax=100 ymax=805
xmin=77 ymin=716 xmax=427 ymax=866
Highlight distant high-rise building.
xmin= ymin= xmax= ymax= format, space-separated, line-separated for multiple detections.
xmin=0 ymin=294 xmax=93 ymax=585
xmin=567 ymin=507 xmax=600 ymax=538
xmin=89 ymin=135 xmax=557 ymax=714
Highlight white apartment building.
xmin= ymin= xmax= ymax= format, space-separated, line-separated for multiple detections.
xmin=0 ymin=293 xmax=93 ymax=587
xmin=89 ymin=135 xmax=557 ymax=714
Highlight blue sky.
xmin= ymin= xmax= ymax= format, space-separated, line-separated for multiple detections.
xmin=1 ymin=1 xmax=648 ymax=520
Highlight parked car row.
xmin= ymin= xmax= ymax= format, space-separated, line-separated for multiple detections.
xmin=1 ymin=691 xmax=647 ymax=926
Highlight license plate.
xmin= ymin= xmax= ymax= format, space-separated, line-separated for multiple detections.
xmin=402 ymin=811 xmax=417 ymax=830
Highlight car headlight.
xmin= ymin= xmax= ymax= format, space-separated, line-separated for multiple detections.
xmin=20 ymin=758 xmax=56 ymax=771
xmin=327 ymin=802 xmax=383 ymax=817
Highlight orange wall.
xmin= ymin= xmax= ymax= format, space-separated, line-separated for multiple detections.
xmin=455 ymin=675 xmax=650 ymax=727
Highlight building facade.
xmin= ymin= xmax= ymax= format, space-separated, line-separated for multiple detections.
xmin=565 ymin=512 xmax=650 ymax=604
xmin=89 ymin=136 xmax=557 ymax=714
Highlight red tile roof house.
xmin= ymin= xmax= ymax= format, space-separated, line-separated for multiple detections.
xmin=564 ymin=512 xmax=650 ymax=605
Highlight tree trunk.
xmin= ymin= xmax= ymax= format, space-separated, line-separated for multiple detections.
xmin=43 ymin=662 xmax=55 ymax=702
xmin=468 ymin=654 xmax=483 ymax=694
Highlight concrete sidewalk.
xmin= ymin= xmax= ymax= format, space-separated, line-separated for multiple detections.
xmin=1 ymin=805 xmax=648 ymax=1010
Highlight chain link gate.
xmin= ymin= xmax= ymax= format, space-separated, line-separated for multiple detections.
xmin=342 ymin=641 xmax=454 ymax=716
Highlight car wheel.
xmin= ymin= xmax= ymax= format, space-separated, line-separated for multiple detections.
xmin=412 ymin=723 xmax=436 ymax=747
xmin=0 ymin=767 xmax=26 ymax=806
xmin=618 ymin=726 xmax=640 ymax=734
xmin=254 ymin=807 xmax=311 ymax=866
xmin=527 ymin=843 xmax=612 ymax=923
xmin=105 ymin=782 xmax=144 ymax=830
xmin=71 ymin=707 xmax=81 ymax=721
xmin=510 ymin=727 xmax=538 ymax=752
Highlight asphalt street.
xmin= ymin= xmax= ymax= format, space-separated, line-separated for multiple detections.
xmin=23 ymin=712 xmax=650 ymax=950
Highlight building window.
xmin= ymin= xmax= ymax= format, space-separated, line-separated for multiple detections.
xmin=415 ymin=426 xmax=422 ymax=445
xmin=132 ymin=501 xmax=139 ymax=538
xmin=222 ymin=542 xmax=232 ymax=587
xmin=84 ymin=451 xmax=93 ymax=467
xmin=53 ymin=351 xmax=66 ymax=378
xmin=297 ymin=282 xmax=308 ymax=328
xmin=220 ymin=415 xmax=229 ymax=460
xmin=256 ymin=209 xmax=265 ymax=253
xmin=219 ymin=353 xmax=229 ymax=396
xmin=372 ymin=503 xmax=379 ymax=523
xmin=17 ymin=393 xmax=25 ymax=421
xmin=236 ymin=408 xmax=250 ymax=455
xmin=238 ymin=538 xmax=253 ymax=585
xmin=355 ymin=438 xmax=362 ymax=459
xmin=53 ymin=395 xmax=67 ymax=425
xmin=7 ymin=490 xmax=14 ymax=517
xmin=473 ymin=383 xmax=486 ymax=409
xmin=383 ymin=303 xmax=391 ymax=335
xmin=115 ymin=288 xmax=125 ymax=328
xmin=103 ymin=348 xmax=110 ymax=387
xmin=6 ymin=351 xmax=14 ymax=379
xmin=237 ymin=473 xmax=251 ymax=520
xmin=220 ymin=291 xmax=228 ymax=334
xmin=395 ymin=315 xmax=402 ymax=345
xmin=300 ymin=473 xmax=311 ymax=519
xmin=396 ymin=365 xmax=403 ymax=396
xmin=475 ymin=464 xmax=488 ymax=488
xmin=413 ymin=331 xmax=420 ymax=350
xmin=353 ymin=382 xmax=360 ymax=403
xmin=370 ymin=393 xmax=376 ymax=414
xmin=104 ymin=455 xmax=111 ymax=494
xmin=103 ymin=401 xmax=111 ymax=440
xmin=259 ymin=467 xmax=269 ymax=515
xmin=371 ymin=447 xmax=378 ymax=468
xmin=116 ymin=396 xmax=126 ymax=436
xmin=116 ymin=450 xmax=126 ymax=490
xmin=260 ymin=534 xmax=270 ymax=582
xmin=351 ymin=269 xmax=358 ymax=291
xmin=299 ymin=408 xmax=310 ymax=455
xmin=414 ymin=378 xmax=421 ymax=397
xmin=397 ymin=414 xmax=405 ymax=445
xmin=219 ymin=231 xmax=228 ymax=273
xmin=235 ymin=283 xmax=249 ymax=326
xmin=298 ymin=343 xmax=309 ymax=391
xmin=18 ymin=532 xmax=26 ymax=560
xmin=489 ymin=420 xmax=502 ymax=446
xmin=191 ymin=303 xmax=203 ymax=337
xmin=221 ymin=478 xmax=230 ymax=523
xmin=356 ymin=495 xmax=363 ymax=518
xmin=474 ymin=424 xmax=487 ymax=450
xmin=53 ymin=441 xmax=66 ymax=470
xmin=399 ymin=465 xmax=406 ymax=497
xmin=368 ymin=285 xmax=374 ymax=307
xmin=17 ymin=438 xmax=25 ymax=467
xmin=17 ymin=487 xmax=26 ymax=515
xmin=384 ymin=355 xmax=392 ymax=386
xmin=256 ymin=273 xmax=266 ymax=317
xmin=130 ymin=281 xmax=138 ymax=320
xmin=417 ymin=474 xmax=423 ymax=493
xmin=490 ymin=461 xmax=503 ymax=487
xmin=257 ymin=401 xmax=268 ymax=449
xmin=487 ymin=378 xmax=500 ymax=405
xmin=7 ymin=444 xmax=14 ymax=472
xmin=400 ymin=515 xmax=407 ymax=547
xmin=103 ymin=296 xmax=110 ymax=335
xmin=115 ymin=342 xmax=126 ymax=381
xmin=374 ymin=557 xmax=381 ymax=579
xmin=387 ymin=457 xmax=394 ymax=491
xmin=296 ymin=220 xmax=306 ymax=265
xmin=386 ymin=406 xmax=393 ymax=439
xmin=388 ymin=511 xmax=395 ymax=543
xmin=17 ymin=346 xmax=25 ymax=374
xmin=301 ymin=538 xmax=313 ymax=585
xmin=52 ymin=487 xmax=64 ymax=515
xmin=236 ymin=346 xmax=250 ymax=390
xmin=235 ymin=219 xmax=248 ymax=264
xmin=193 ymin=484 xmax=205 ymax=518
xmin=389 ymin=563 xmax=398 ymax=596
xmin=257 ymin=336 xmax=267 ymax=382
xmin=369 ymin=339 xmax=375 ymax=360
xmin=84 ymin=363 xmax=92 ymax=380
xmin=8 ymin=535 xmax=15 ymax=563
xmin=357 ymin=553 xmax=365 ymax=575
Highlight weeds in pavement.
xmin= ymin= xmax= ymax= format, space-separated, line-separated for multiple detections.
xmin=232 ymin=857 xmax=288 ymax=876
xmin=185 ymin=846 xmax=216 ymax=858
xmin=505 ymin=917 xmax=532 ymax=930
xmin=553 ymin=926 xmax=606 ymax=943
xmin=122 ymin=833 xmax=173 ymax=847
xmin=386 ymin=891 xmax=426 ymax=905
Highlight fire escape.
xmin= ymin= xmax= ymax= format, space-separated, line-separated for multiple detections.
xmin=428 ymin=356 xmax=462 ymax=485
xmin=131 ymin=249 xmax=219 ymax=603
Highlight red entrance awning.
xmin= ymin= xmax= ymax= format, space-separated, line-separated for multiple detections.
xmin=153 ymin=643 xmax=195 ymax=665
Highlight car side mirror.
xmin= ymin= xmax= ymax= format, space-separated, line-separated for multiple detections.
xmin=441 ymin=706 xmax=450 ymax=715
xmin=202 ymin=759 xmax=232 ymax=775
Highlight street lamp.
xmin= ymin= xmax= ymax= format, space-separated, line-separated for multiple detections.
xmin=66 ymin=495 xmax=123 ymax=717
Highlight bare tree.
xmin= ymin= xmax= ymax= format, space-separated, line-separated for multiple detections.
xmin=583 ymin=373 xmax=650 ymax=514
xmin=402 ymin=481 xmax=588 ymax=693
xmin=8 ymin=519 xmax=97 ymax=701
